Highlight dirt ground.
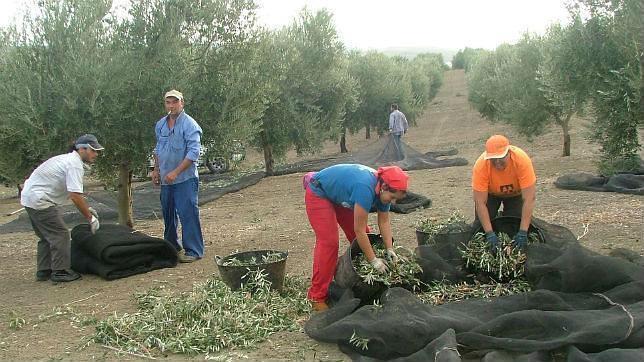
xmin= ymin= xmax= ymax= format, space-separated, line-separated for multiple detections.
xmin=0 ymin=70 xmax=642 ymax=361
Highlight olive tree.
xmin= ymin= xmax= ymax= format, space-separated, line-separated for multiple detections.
xmin=0 ymin=0 xmax=115 ymax=193
xmin=252 ymin=9 xmax=358 ymax=175
xmin=567 ymin=0 xmax=642 ymax=174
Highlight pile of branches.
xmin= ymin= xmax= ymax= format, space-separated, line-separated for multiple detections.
xmin=355 ymin=246 xmax=424 ymax=291
xmin=415 ymin=211 xmax=470 ymax=239
xmin=418 ymin=279 xmax=531 ymax=305
xmin=94 ymin=270 xmax=310 ymax=357
xmin=460 ymin=232 xmax=538 ymax=281
xmin=220 ymin=251 xmax=284 ymax=267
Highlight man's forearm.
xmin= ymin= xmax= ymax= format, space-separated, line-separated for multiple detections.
xmin=475 ymin=200 xmax=493 ymax=233
xmin=474 ymin=190 xmax=494 ymax=233
xmin=520 ymin=197 xmax=534 ymax=231
xmin=69 ymin=193 xmax=91 ymax=220
xmin=173 ymin=158 xmax=194 ymax=175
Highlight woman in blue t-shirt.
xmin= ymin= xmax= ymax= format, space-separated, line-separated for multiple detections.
xmin=303 ymin=164 xmax=409 ymax=311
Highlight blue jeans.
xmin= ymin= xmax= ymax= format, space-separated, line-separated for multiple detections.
xmin=160 ymin=177 xmax=204 ymax=257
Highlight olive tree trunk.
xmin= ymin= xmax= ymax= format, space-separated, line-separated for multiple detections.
xmin=117 ymin=163 xmax=134 ymax=227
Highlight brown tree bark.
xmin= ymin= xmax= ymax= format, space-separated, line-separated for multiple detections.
xmin=640 ymin=0 xmax=643 ymax=123
xmin=261 ymin=130 xmax=274 ymax=176
xmin=117 ymin=163 xmax=134 ymax=228
xmin=340 ymin=128 xmax=348 ymax=153
xmin=561 ymin=114 xmax=572 ymax=157
xmin=365 ymin=124 xmax=371 ymax=139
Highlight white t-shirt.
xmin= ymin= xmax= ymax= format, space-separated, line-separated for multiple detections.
xmin=21 ymin=152 xmax=85 ymax=210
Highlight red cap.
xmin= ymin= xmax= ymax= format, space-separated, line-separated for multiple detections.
xmin=484 ymin=135 xmax=510 ymax=159
xmin=377 ymin=166 xmax=409 ymax=191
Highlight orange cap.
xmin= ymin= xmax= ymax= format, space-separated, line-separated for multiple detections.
xmin=484 ymin=135 xmax=510 ymax=159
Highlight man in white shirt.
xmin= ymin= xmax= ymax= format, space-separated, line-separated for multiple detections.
xmin=21 ymin=134 xmax=104 ymax=282
xmin=388 ymin=104 xmax=409 ymax=159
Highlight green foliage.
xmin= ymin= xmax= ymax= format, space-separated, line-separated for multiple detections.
xmin=467 ymin=0 xmax=641 ymax=165
xmin=415 ymin=211 xmax=469 ymax=236
xmin=344 ymin=51 xmax=444 ymax=139
xmin=591 ymin=65 xmax=641 ymax=174
xmin=495 ymin=34 xmax=551 ymax=137
xmin=345 ymin=51 xmax=398 ymax=135
xmin=97 ymin=0 xmax=264 ymax=179
xmin=0 ymin=0 xmax=115 ymax=184
xmin=0 ymin=0 xmax=266 ymax=184
xmin=252 ymin=9 xmax=359 ymax=172
xmin=94 ymin=273 xmax=310 ymax=356
xmin=467 ymin=37 xmax=558 ymax=147
xmin=568 ymin=0 xmax=642 ymax=174
xmin=355 ymin=246 xmax=424 ymax=290
xmin=0 ymin=0 xmax=447 ymax=187
xmin=418 ymin=280 xmax=531 ymax=305
xmin=461 ymin=232 xmax=534 ymax=282
xmin=467 ymin=45 xmax=516 ymax=122
xmin=451 ymin=47 xmax=489 ymax=71
xmin=8 ymin=311 xmax=26 ymax=330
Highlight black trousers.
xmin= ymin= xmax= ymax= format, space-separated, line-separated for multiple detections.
xmin=475 ymin=194 xmax=523 ymax=222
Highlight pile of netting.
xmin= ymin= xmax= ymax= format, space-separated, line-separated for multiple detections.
xmin=273 ymin=134 xmax=468 ymax=176
xmin=554 ymin=159 xmax=644 ymax=195
xmin=554 ymin=171 xmax=644 ymax=195
xmin=305 ymin=218 xmax=644 ymax=361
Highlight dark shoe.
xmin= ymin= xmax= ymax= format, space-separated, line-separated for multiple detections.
xmin=178 ymin=250 xmax=200 ymax=263
xmin=50 ymin=270 xmax=81 ymax=283
xmin=36 ymin=269 xmax=52 ymax=281
xmin=178 ymin=253 xmax=198 ymax=263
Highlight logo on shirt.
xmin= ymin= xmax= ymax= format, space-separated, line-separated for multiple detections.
xmin=341 ymin=201 xmax=351 ymax=208
xmin=500 ymin=184 xmax=515 ymax=194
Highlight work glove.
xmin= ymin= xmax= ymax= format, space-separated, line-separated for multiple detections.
xmin=385 ymin=248 xmax=399 ymax=264
xmin=88 ymin=207 xmax=99 ymax=219
xmin=485 ymin=231 xmax=499 ymax=254
xmin=90 ymin=215 xmax=100 ymax=234
xmin=513 ymin=230 xmax=528 ymax=249
xmin=370 ymin=257 xmax=389 ymax=273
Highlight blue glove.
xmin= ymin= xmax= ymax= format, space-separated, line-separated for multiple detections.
xmin=513 ymin=230 xmax=528 ymax=249
xmin=485 ymin=231 xmax=499 ymax=253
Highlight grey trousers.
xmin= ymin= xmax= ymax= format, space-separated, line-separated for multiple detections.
xmin=392 ymin=133 xmax=405 ymax=160
xmin=25 ymin=206 xmax=71 ymax=271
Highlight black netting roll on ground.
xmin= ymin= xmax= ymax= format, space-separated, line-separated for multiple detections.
xmin=554 ymin=171 xmax=644 ymax=195
xmin=305 ymin=218 xmax=644 ymax=361
xmin=71 ymin=224 xmax=178 ymax=280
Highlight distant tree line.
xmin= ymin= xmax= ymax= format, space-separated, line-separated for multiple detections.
xmin=0 ymin=0 xmax=445 ymax=224
xmin=457 ymin=0 xmax=641 ymax=175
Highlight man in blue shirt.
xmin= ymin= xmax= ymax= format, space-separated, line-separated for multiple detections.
xmin=303 ymin=164 xmax=409 ymax=311
xmin=152 ymin=90 xmax=204 ymax=263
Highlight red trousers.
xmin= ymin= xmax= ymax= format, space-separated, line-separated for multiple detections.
xmin=305 ymin=185 xmax=369 ymax=302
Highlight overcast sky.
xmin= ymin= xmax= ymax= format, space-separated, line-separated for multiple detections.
xmin=255 ymin=0 xmax=571 ymax=50
xmin=1 ymin=0 xmax=571 ymax=50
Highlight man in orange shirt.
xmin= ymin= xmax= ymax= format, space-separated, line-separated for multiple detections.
xmin=472 ymin=135 xmax=536 ymax=251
